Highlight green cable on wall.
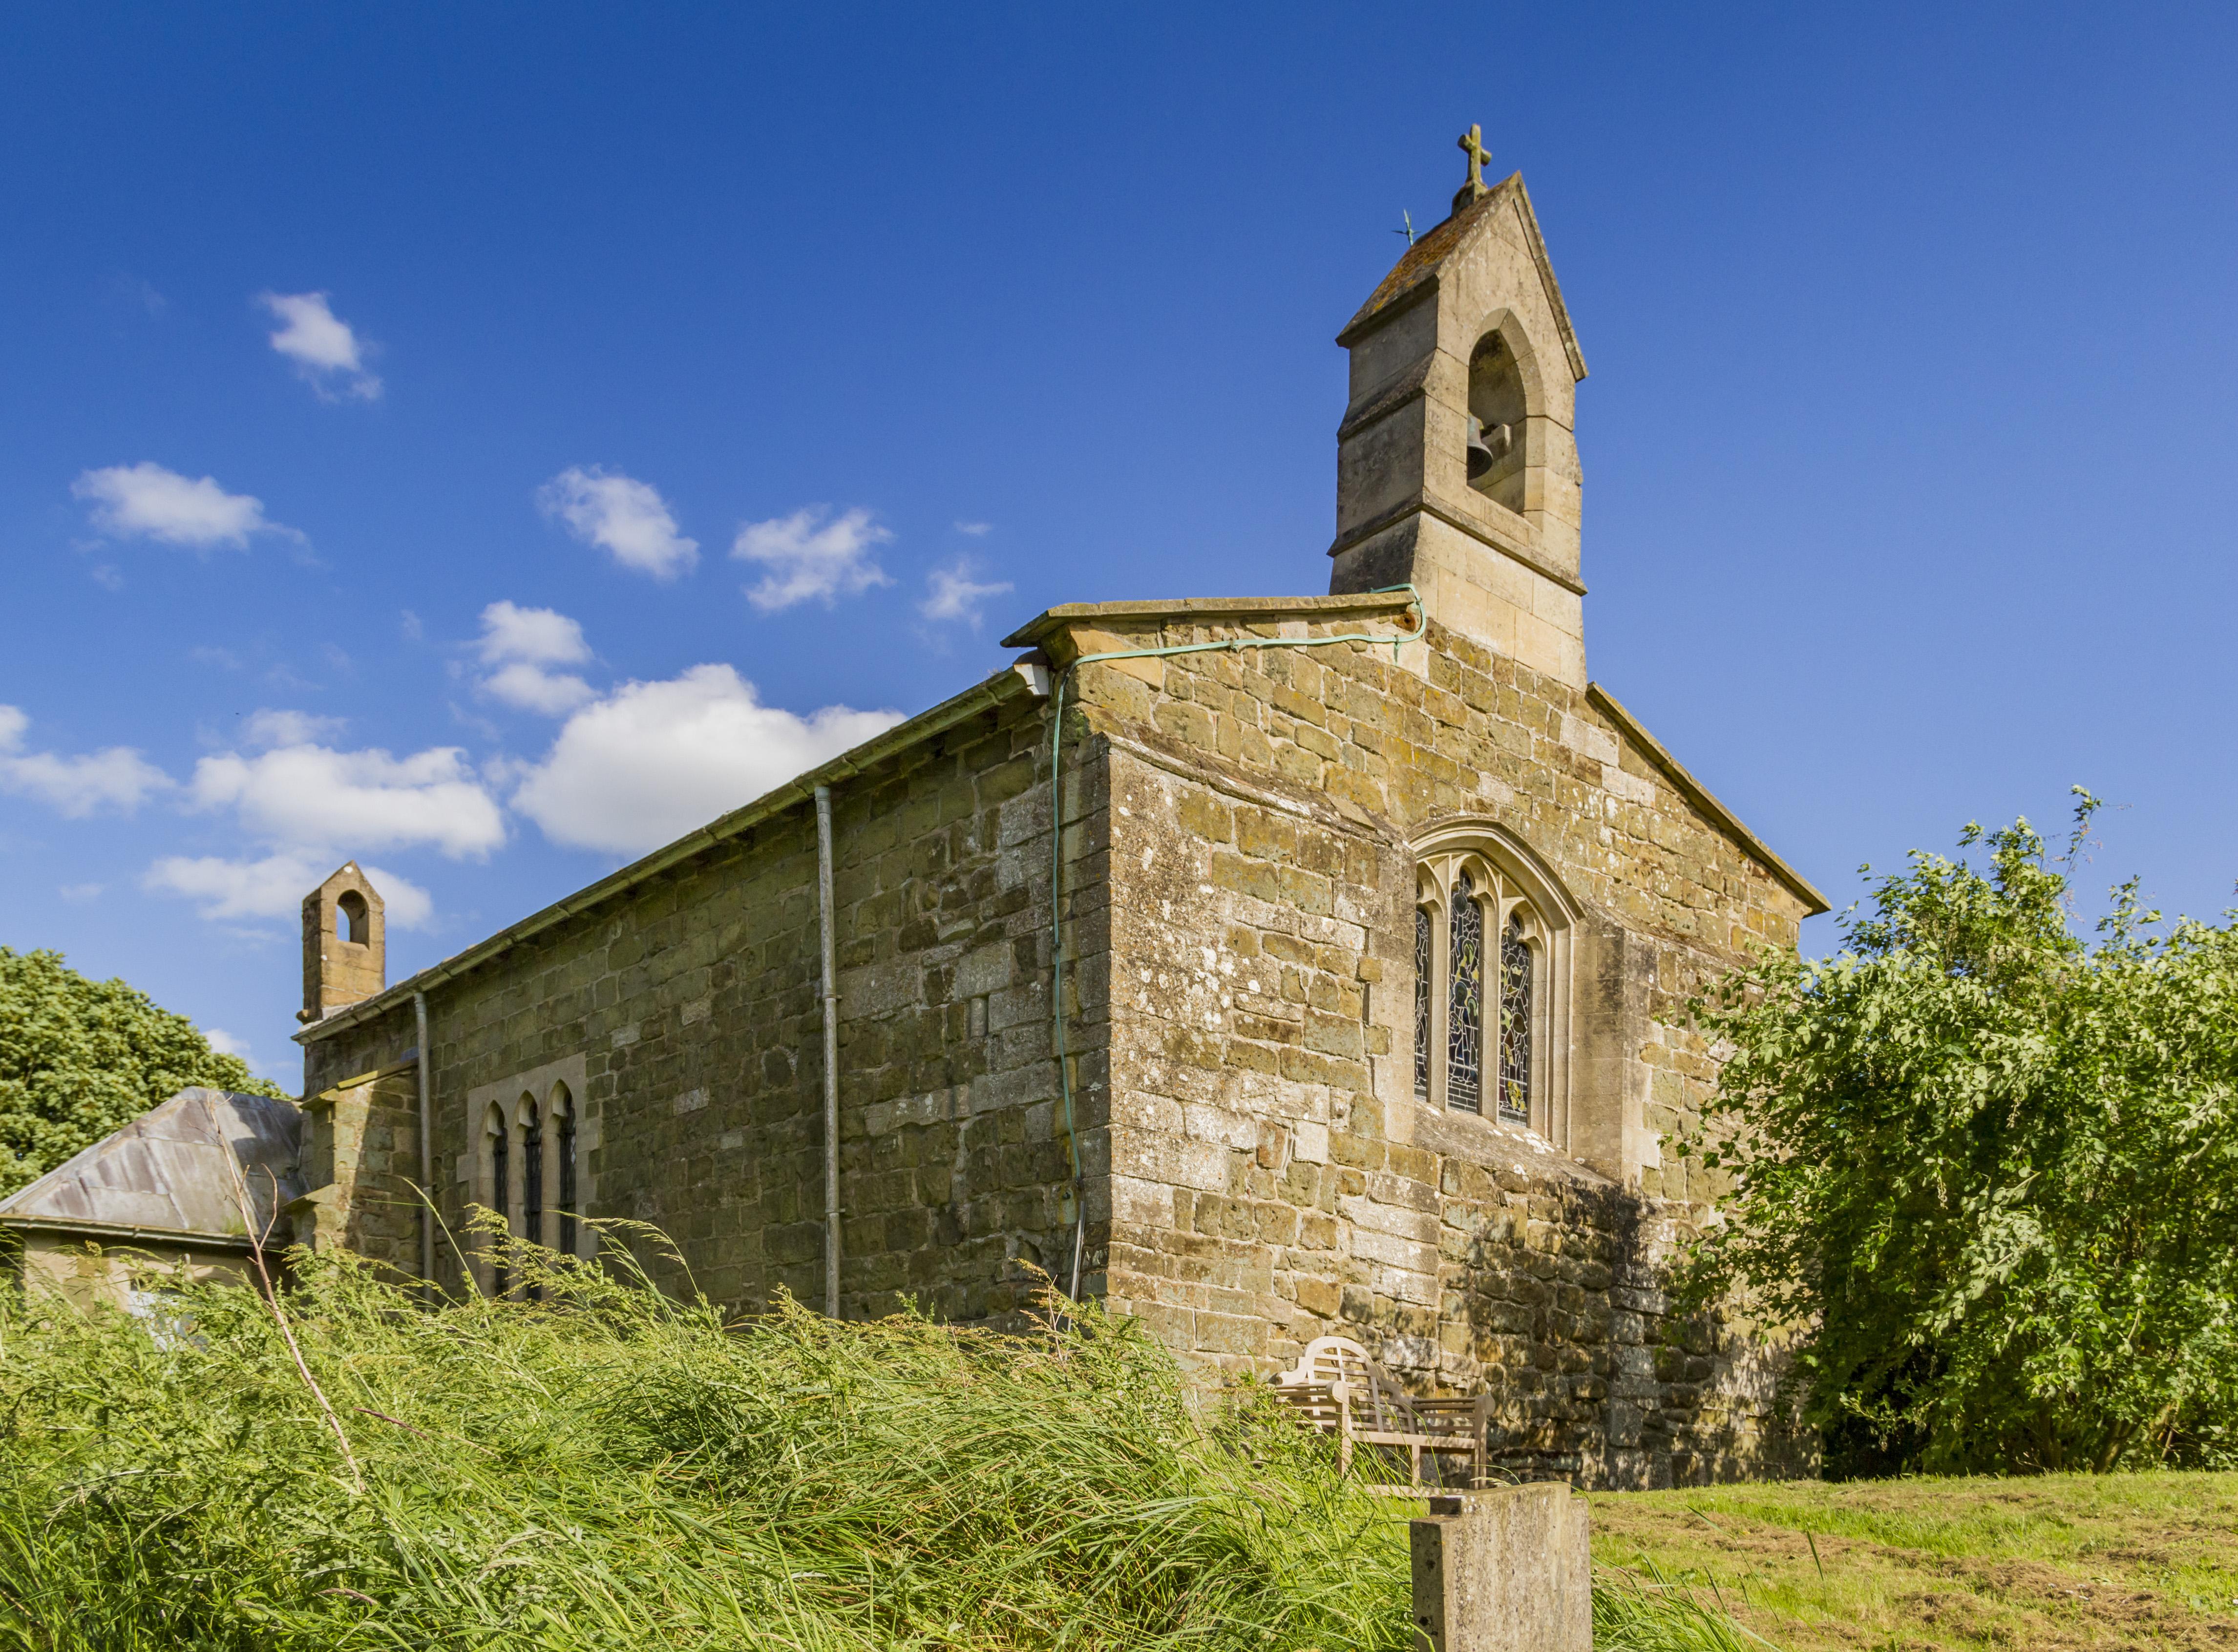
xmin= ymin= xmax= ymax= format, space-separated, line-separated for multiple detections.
xmin=1045 ymin=585 xmax=1427 ymax=1299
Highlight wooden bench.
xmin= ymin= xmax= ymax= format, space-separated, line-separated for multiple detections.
xmin=1271 ymin=1334 xmax=1493 ymax=1494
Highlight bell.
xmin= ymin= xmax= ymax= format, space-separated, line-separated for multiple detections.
xmin=1465 ymin=415 xmax=1497 ymax=481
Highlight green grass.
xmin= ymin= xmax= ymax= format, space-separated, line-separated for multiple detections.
xmin=1589 ymin=1471 xmax=2238 ymax=1650
xmin=0 ymin=1225 xmax=1758 ymax=1651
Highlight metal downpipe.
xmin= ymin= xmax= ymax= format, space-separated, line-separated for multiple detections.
xmin=815 ymin=784 xmax=841 ymax=1318
xmin=413 ymin=991 xmax=433 ymax=1302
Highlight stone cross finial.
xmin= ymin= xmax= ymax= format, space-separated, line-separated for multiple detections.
xmin=1455 ymin=124 xmax=1493 ymax=210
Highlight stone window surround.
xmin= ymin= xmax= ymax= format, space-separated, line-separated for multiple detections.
xmin=1410 ymin=819 xmax=1575 ymax=1154
xmin=463 ymin=1053 xmax=593 ymax=1291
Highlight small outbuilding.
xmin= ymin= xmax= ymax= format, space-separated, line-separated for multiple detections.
xmin=0 ymin=1087 xmax=304 ymax=1310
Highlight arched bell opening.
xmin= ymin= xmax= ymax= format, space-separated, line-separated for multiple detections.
xmin=1466 ymin=330 xmax=1528 ymax=514
xmin=336 ymin=890 xmax=369 ymax=945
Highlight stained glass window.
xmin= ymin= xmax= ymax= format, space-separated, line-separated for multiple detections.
xmin=522 ymin=1102 xmax=543 ymax=1300
xmin=557 ymin=1093 xmax=578 ymax=1259
xmin=1414 ymin=905 xmax=1432 ymax=1101
xmin=522 ymin=1105 xmax=543 ymax=1243
xmin=490 ymin=1114 xmax=510 ymax=1299
xmin=1447 ymin=873 xmax=1483 ymax=1113
xmin=1499 ymin=913 xmax=1533 ymax=1123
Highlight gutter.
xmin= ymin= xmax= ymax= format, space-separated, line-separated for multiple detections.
xmin=298 ymin=665 xmax=1035 ymax=1046
xmin=0 ymin=1213 xmax=265 ymax=1254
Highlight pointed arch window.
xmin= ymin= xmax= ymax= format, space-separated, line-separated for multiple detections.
xmin=1413 ymin=907 xmax=1433 ymax=1102
xmin=520 ymin=1096 xmax=543 ymax=1299
xmin=1410 ymin=829 xmax=1573 ymax=1145
xmin=485 ymin=1104 xmax=510 ymax=1298
xmin=1498 ymin=913 xmax=1532 ymax=1124
xmin=553 ymin=1083 xmax=578 ymax=1259
xmin=1446 ymin=871 xmax=1484 ymax=1113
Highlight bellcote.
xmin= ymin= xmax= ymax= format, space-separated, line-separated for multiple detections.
xmin=298 ymin=861 xmax=385 ymax=1024
xmin=1328 ymin=149 xmax=1590 ymax=687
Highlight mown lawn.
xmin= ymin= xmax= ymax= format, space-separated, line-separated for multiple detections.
xmin=1587 ymin=1471 xmax=2238 ymax=1650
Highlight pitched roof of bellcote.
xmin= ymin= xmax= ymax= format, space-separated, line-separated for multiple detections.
xmin=1337 ymin=170 xmax=1589 ymax=382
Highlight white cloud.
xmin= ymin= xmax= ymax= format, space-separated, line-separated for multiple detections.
xmin=258 ymin=291 xmax=381 ymax=400
xmin=241 ymin=708 xmax=346 ymax=747
xmin=539 ymin=466 xmax=698 ymax=580
xmin=483 ymin=662 xmax=594 ymax=715
xmin=202 ymin=1027 xmax=250 ymax=1059
xmin=732 ymin=506 xmax=892 ymax=611
xmin=145 ymin=850 xmax=432 ymax=929
xmin=919 ymin=558 xmax=1014 ymax=628
xmin=72 ymin=462 xmax=299 ymax=551
xmin=0 ymin=705 xmax=173 ymax=817
xmin=58 ymin=883 xmax=104 ymax=903
xmin=477 ymin=600 xmax=591 ymax=667
xmin=360 ymin=862 xmax=433 ymax=928
xmin=188 ymin=741 xmax=504 ymax=860
xmin=146 ymin=850 xmax=319 ymax=921
xmin=475 ymin=600 xmax=595 ymax=714
xmin=953 ymin=520 xmax=992 ymax=536
xmin=510 ymin=664 xmax=902 ymax=855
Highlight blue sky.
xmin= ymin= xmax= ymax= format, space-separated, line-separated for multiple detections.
xmin=4 ymin=4 xmax=2235 ymax=1089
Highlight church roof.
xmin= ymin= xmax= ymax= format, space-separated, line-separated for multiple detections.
xmin=0 ymin=1088 xmax=304 ymax=1250
xmin=1338 ymin=172 xmax=1589 ymax=382
xmin=299 ymin=664 xmax=1040 ymax=1046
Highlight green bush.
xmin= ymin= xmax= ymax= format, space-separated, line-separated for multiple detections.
xmin=0 ymin=946 xmax=286 ymax=1197
xmin=1681 ymin=795 xmax=2238 ymax=1476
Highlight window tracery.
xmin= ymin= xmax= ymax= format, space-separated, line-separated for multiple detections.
xmin=1409 ymin=826 xmax=1572 ymax=1146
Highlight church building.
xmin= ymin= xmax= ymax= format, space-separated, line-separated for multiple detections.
xmin=292 ymin=140 xmax=1825 ymax=1488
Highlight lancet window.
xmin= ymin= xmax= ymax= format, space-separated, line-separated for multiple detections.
xmin=519 ymin=1096 xmax=544 ymax=1299
xmin=553 ymin=1083 xmax=578 ymax=1259
xmin=485 ymin=1104 xmax=510 ymax=1297
xmin=1412 ymin=836 xmax=1566 ymax=1136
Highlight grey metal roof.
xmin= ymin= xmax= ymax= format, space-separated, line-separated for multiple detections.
xmin=0 ymin=1088 xmax=305 ymax=1248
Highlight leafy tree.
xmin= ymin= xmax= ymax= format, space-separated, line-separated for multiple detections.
xmin=1681 ymin=795 xmax=2238 ymax=1475
xmin=0 ymin=947 xmax=287 ymax=1199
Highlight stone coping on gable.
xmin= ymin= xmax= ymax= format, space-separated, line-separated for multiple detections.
xmin=0 ymin=1212 xmax=264 ymax=1253
xmin=296 ymin=663 xmax=1041 ymax=1049
xmin=999 ymin=592 xmax=1419 ymax=654
xmin=1587 ymin=682 xmax=1830 ymax=916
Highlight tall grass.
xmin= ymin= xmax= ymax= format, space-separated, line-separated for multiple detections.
xmin=0 ymin=1225 xmax=1768 ymax=1651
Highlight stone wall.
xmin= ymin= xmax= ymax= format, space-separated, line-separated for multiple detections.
xmin=302 ymin=680 xmax=1087 ymax=1325
xmin=292 ymin=1060 xmax=421 ymax=1277
xmin=296 ymin=600 xmax=1818 ymax=1488
xmin=1045 ymin=600 xmax=1814 ymax=1486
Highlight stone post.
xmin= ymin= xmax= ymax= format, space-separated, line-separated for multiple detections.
xmin=1410 ymin=1485 xmax=1591 ymax=1652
